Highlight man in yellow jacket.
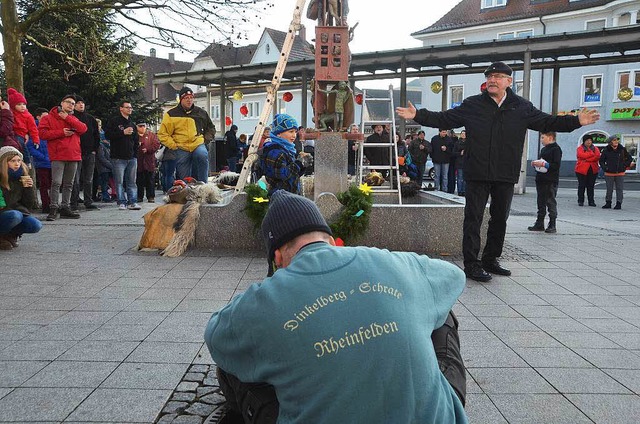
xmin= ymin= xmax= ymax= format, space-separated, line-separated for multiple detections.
xmin=158 ymin=87 xmax=216 ymax=182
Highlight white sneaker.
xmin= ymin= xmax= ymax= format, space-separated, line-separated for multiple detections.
xmin=127 ymin=203 xmax=141 ymax=210
xmin=118 ymin=204 xmax=127 ymax=211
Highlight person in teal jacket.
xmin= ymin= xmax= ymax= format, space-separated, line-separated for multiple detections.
xmin=205 ymin=190 xmax=468 ymax=424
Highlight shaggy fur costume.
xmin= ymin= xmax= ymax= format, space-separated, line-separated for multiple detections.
xmin=139 ymin=182 xmax=222 ymax=256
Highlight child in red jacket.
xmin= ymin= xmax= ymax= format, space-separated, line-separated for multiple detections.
xmin=7 ymin=88 xmax=39 ymax=168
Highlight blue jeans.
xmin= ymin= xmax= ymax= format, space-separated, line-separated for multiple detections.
xmin=434 ymin=163 xmax=449 ymax=191
xmin=112 ymin=158 xmax=138 ymax=205
xmin=0 ymin=210 xmax=42 ymax=235
xmin=456 ymin=169 xmax=466 ymax=194
xmin=176 ymin=144 xmax=209 ymax=182
xmin=160 ymin=160 xmax=176 ymax=193
xmin=227 ymin=157 xmax=237 ymax=173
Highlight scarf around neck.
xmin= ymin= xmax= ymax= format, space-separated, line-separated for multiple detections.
xmin=8 ymin=167 xmax=25 ymax=181
xmin=266 ymin=133 xmax=297 ymax=158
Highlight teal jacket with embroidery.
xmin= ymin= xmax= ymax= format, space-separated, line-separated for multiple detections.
xmin=205 ymin=243 xmax=467 ymax=424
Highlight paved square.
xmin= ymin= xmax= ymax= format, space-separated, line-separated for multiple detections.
xmin=0 ymin=186 xmax=638 ymax=422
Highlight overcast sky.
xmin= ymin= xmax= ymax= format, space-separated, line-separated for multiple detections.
xmin=141 ymin=0 xmax=462 ymax=61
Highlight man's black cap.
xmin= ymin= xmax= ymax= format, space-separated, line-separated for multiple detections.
xmin=179 ymin=87 xmax=194 ymax=99
xmin=261 ymin=190 xmax=332 ymax=276
xmin=484 ymin=62 xmax=513 ymax=76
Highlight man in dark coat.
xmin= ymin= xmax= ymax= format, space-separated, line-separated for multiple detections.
xmin=104 ymin=100 xmax=140 ymax=210
xmin=364 ymin=124 xmax=390 ymax=177
xmin=430 ymin=129 xmax=454 ymax=191
xmin=224 ymin=125 xmax=239 ymax=172
xmin=528 ymin=132 xmax=562 ymax=233
xmin=397 ymin=62 xmax=599 ymax=282
xmin=408 ymin=130 xmax=431 ymax=188
xmin=70 ymin=95 xmax=100 ymax=211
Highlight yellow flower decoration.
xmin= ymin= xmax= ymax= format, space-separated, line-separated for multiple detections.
xmin=253 ymin=197 xmax=269 ymax=203
xmin=358 ymin=183 xmax=373 ymax=195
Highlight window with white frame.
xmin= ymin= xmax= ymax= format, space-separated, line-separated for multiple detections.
xmin=581 ymin=74 xmax=603 ymax=106
xmin=497 ymin=29 xmax=533 ymax=39
xmin=241 ymin=101 xmax=260 ymax=119
xmin=449 ymin=38 xmax=465 ymax=45
xmin=482 ymin=0 xmax=506 ymax=9
xmin=449 ymin=85 xmax=464 ymax=108
xmin=515 ymin=81 xmax=524 ymax=97
xmin=616 ymin=70 xmax=640 ymax=101
xmin=622 ymin=135 xmax=638 ymax=173
xmin=210 ymin=105 xmax=220 ymax=120
xmin=278 ymin=99 xmax=287 ymax=114
xmin=585 ymin=19 xmax=606 ymax=30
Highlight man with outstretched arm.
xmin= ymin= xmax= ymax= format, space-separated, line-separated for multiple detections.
xmin=397 ymin=62 xmax=599 ymax=283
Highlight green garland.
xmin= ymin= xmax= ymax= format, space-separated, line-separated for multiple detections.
xmin=243 ymin=183 xmax=373 ymax=244
xmin=243 ymin=183 xmax=270 ymax=232
xmin=329 ymin=184 xmax=373 ymax=244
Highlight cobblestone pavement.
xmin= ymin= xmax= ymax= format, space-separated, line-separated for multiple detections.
xmin=0 ymin=186 xmax=638 ymax=423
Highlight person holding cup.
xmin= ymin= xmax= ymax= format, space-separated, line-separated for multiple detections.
xmin=0 ymin=146 xmax=42 ymax=250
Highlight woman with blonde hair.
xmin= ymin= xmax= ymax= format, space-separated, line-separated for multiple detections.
xmin=0 ymin=146 xmax=42 ymax=250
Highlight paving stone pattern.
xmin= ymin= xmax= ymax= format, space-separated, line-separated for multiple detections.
xmin=0 ymin=186 xmax=639 ymax=423
xmin=154 ymin=364 xmax=225 ymax=424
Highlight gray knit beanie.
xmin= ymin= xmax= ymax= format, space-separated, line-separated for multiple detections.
xmin=0 ymin=146 xmax=23 ymax=163
xmin=261 ymin=190 xmax=332 ymax=274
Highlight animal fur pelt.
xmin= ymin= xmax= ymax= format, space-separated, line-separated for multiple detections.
xmin=400 ymin=181 xmax=419 ymax=198
xmin=137 ymin=203 xmax=183 ymax=251
xmin=161 ymin=201 xmax=201 ymax=257
xmin=163 ymin=182 xmax=223 ymax=205
xmin=140 ymin=182 xmax=222 ymax=257
xmin=300 ymin=175 xmax=314 ymax=198
xmin=214 ymin=171 xmax=240 ymax=188
xmin=364 ymin=171 xmax=385 ymax=186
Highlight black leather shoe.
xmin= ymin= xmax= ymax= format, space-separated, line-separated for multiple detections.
xmin=482 ymin=260 xmax=511 ymax=276
xmin=465 ymin=265 xmax=492 ymax=282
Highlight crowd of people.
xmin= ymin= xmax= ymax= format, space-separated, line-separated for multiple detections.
xmin=0 ymin=85 xmax=219 ymax=249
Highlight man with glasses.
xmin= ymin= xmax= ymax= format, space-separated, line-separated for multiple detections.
xmin=158 ymin=87 xmax=216 ymax=182
xmin=397 ymin=62 xmax=600 ymax=283
xmin=104 ymin=101 xmax=140 ymax=210
xmin=38 ymin=94 xmax=88 ymax=220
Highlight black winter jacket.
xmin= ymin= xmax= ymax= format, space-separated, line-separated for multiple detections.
xmin=364 ymin=132 xmax=390 ymax=166
xmin=454 ymin=139 xmax=466 ymax=170
xmin=408 ymin=138 xmax=430 ymax=165
xmin=535 ymin=142 xmax=562 ymax=183
xmin=74 ymin=110 xmax=100 ymax=155
xmin=413 ymin=88 xmax=582 ymax=183
xmin=224 ymin=130 xmax=239 ymax=160
xmin=599 ymin=144 xmax=632 ymax=174
xmin=104 ymin=115 xmax=138 ymax=160
xmin=430 ymin=135 xmax=454 ymax=164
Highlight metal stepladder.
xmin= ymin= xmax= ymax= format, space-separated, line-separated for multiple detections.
xmin=358 ymin=85 xmax=402 ymax=204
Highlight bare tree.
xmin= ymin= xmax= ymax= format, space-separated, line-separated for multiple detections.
xmin=1 ymin=0 xmax=274 ymax=92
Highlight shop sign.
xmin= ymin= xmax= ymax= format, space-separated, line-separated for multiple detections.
xmin=585 ymin=132 xmax=608 ymax=144
xmin=611 ymin=107 xmax=640 ymax=120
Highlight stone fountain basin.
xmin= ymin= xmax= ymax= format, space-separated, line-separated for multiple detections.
xmin=195 ymin=190 xmax=486 ymax=255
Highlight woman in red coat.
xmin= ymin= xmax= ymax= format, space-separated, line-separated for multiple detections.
xmin=574 ymin=134 xmax=601 ymax=207
xmin=136 ymin=123 xmax=160 ymax=203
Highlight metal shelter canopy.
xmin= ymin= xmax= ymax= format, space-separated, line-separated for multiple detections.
xmin=152 ymin=25 xmax=640 ymax=88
